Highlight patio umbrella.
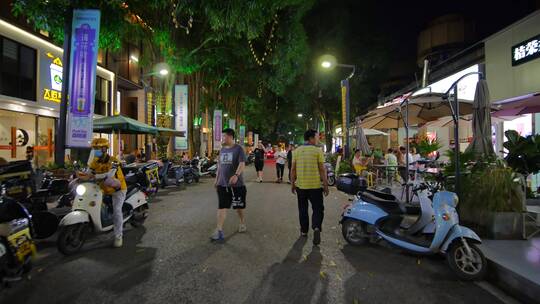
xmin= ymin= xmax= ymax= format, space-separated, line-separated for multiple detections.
xmin=93 ymin=115 xmax=158 ymax=135
xmin=465 ymin=79 xmax=495 ymax=156
xmin=354 ymin=117 xmax=371 ymax=155
xmin=492 ymin=92 xmax=540 ymax=117
xmin=361 ymin=93 xmax=474 ymax=130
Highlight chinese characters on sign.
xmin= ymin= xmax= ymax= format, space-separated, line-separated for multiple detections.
xmin=512 ymin=34 xmax=540 ymax=66
xmin=174 ymin=85 xmax=188 ymax=150
xmin=66 ymin=9 xmax=101 ymax=147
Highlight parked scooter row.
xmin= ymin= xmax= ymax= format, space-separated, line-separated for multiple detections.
xmin=337 ymin=173 xmax=487 ymax=280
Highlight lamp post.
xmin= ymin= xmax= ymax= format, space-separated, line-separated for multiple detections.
xmin=320 ymin=54 xmax=355 ymax=158
xmin=140 ymin=63 xmax=170 ymax=160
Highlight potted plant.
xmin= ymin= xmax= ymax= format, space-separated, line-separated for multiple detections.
xmin=503 ymin=130 xmax=540 ymax=205
xmin=458 ymin=160 xmax=525 ymax=239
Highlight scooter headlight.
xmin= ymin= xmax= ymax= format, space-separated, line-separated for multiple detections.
xmin=76 ymin=184 xmax=87 ymax=196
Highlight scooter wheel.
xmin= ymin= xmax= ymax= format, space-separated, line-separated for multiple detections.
xmin=328 ymin=176 xmax=336 ymax=187
xmin=57 ymin=224 xmax=87 ymax=255
xmin=447 ymin=241 xmax=487 ymax=281
xmin=341 ymin=219 xmax=369 ymax=246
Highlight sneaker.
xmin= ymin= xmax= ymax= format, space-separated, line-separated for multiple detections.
xmin=313 ymin=229 xmax=321 ymax=246
xmin=238 ymin=224 xmax=247 ymax=233
xmin=210 ymin=230 xmax=225 ymax=242
xmin=113 ymin=236 xmax=123 ymax=248
xmin=300 ymin=232 xmax=308 ymax=237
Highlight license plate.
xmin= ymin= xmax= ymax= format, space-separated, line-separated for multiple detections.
xmin=7 ymin=228 xmax=36 ymax=262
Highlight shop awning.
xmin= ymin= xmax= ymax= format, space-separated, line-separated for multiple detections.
xmin=93 ymin=115 xmax=158 ymax=135
xmin=157 ymin=127 xmax=185 ymax=137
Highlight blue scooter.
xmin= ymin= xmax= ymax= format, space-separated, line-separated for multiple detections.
xmin=340 ymin=182 xmax=487 ymax=280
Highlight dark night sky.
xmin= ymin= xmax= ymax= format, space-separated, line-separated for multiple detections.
xmin=304 ymin=0 xmax=539 ymax=103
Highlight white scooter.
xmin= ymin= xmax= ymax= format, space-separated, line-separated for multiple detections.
xmin=57 ymin=171 xmax=149 ymax=255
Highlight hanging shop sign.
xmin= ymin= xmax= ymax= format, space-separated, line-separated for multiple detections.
xmin=229 ymin=119 xmax=236 ymax=131
xmin=174 ymin=84 xmax=188 ymax=150
xmin=254 ymin=133 xmax=259 ymax=146
xmin=239 ymin=125 xmax=246 ymax=145
xmin=213 ymin=110 xmax=222 ymax=150
xmin=512 ymin=34 xmax=540 ymax=66
xmin=39 ymin=52 xmax=63 ymax=106
xmin=66 ymin=9 xmax=101 ymax=148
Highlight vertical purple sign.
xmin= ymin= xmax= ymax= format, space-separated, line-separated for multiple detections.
xmin=66 ymin=10 xmax=101 ymax=147
xmin=213 ymin=110 xmax=222 ymax=150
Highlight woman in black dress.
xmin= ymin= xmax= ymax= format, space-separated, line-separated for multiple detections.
xmin=253 ymin=142 xmax=266 ymax=182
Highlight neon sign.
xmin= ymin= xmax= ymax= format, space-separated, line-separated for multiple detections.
xmin=43 ymin=52 xmax=63 ymax=103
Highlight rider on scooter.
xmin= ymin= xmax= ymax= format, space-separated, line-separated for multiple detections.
xmin=81 ymin=138 xmax=127 ymax=248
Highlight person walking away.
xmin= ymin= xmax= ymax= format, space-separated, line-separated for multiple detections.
xmin=253 ymin=142 xmax=265 ymax=182
xmin=84 ymin=138 xmax=127 ymax=247
xmin=275 ymin=147 xmax=287 ymax=183
xmin=287 ymin=144 xmax=294 ymax=183
xmin=211 ymin=128 xmax=247 ymax=242
xmin=291 ymin=129 xmax=329 ymax=246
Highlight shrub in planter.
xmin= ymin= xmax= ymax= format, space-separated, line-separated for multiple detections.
xmin=460 ymin=161 xmax=525 ymax=239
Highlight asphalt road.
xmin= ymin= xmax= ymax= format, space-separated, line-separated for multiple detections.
xmin=1 ymin=160 xmax=509 ymax=304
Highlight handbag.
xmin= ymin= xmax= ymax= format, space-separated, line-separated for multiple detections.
xmin=229 ymin=187 xmax=245 ymax=209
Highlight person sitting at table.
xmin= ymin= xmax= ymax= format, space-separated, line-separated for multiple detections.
xmin=411 ymin=147 xmax=421 ymax=163
xmin=352 ymin=149 xmax=366 ymax=175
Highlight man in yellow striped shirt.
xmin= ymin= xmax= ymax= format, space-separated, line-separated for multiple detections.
xmin=291 ymin=129 xmax=329 ymax=246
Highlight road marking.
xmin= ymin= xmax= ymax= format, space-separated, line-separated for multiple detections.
xmin=475 ymin=281 xmax=521 ymax=304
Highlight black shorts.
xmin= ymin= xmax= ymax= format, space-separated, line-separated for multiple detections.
xmin=255 ymin=160 xmax=264 ymax=172
xmin=217 ymin=186 xmax=247 ymax=209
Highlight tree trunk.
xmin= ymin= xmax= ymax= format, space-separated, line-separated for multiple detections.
xmin=187 ymin=71 xmax=203 ymax=157
xmin=324 ymin=114 xmax=334 ymax=153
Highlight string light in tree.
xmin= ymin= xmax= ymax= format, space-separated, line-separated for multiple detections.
xmin=257 ymin=79 xmax=264 ymax=98
xmin=248 ymin=14 xmax=278 ymax=66
xmin=171 ymin=2 xmax=193 ymax=34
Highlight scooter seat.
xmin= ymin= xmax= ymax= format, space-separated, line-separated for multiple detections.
xmin=364 ymin=189 xmax=398 ymax=202
xmin=360 ymin=192 xmax=403 ymax=215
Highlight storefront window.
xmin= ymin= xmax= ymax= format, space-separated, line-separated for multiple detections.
xmin=0 ymin=109 xmax=36 ymax=162
xmin=36 ymin=116 xmax=55 ymax=167
xmin=95 ymin=76 xmax=110 ymax=116
xmin=0 ymin=36 xmax=36 ymax=101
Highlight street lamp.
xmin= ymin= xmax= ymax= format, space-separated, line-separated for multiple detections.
xmin=319 ymin=54 xmax=355 ymax=158
xmin=159 ymin=69 xmax=169 ymax=76
xmin=224 ymin=113 xmax=229 ymax=118
xmin=297 ymin=113 xmax=303 ymax=118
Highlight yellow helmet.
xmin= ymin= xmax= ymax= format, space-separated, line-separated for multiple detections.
xmin=91 ymin=138 xmax=110 ymax=149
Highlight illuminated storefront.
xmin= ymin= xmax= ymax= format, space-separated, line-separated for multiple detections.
xmin=485 ymin=10 xmax=540 ymax=190
xmin=0 ymin=19 xmax=115 ymax=166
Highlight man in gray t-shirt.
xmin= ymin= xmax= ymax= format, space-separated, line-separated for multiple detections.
xmin=211 ymin=128 xmax=247 ymax=242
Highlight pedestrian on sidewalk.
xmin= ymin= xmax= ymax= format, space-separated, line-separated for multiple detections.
xmin=287 ymin=144 xmax=294 ymax=183
xmin=291 ymin=129 xmax=329 ymax=246
xmin=275 ymin=147 xmax=287 ymax=183
xmin=211 ymin=128 xmax=247 ymax=242
xmin=253 ymin=142 xmax=265 ymax=183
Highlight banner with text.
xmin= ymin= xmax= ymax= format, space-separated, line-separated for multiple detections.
xmin=229 ymin=119 xmax=236 ymax=131
xmin=174 ymin=85 xmax=188 ymax=150
xmin=239 ymin=125 xmax=246 ymax=145
xmin=66 ymin=9 xmax=101 ymax=147
xmin=213 ymin=110 xmax=222 ymax=150
xmin=254 ymin=134 xmax=259 ymax=146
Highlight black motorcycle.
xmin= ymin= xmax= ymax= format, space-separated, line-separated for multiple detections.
xmin=123 ymin=162 xmax=160 ymax=196
xmin=158 ymin=159 xmax=185 ymax=188
xmin=0 ymin=190 xmax=36 ymax=286
xmin=182 ymin=159 xmax=200 ymax=184
xmin=0 ymin=161 xmax=67 ymax=239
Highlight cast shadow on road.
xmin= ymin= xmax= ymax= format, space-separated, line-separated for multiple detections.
xmin=244 ymin=237 xmax=328 ymax=304
xmin=340 ymin=244 xmax=484 ymax=304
